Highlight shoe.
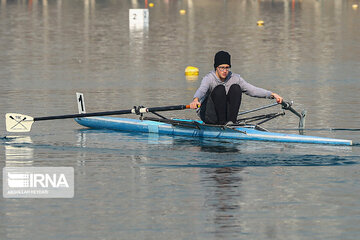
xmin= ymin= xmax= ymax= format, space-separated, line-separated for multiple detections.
xmin=224 ymin=121 xmax=235 ymax=126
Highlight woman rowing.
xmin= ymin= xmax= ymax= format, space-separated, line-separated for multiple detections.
xmin=189 ymin=51 xmax=283 ymax=125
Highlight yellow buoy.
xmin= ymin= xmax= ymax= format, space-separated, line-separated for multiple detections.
xmin=352 ymin=4 xmax=358 ymax=10
xmin=186 ymin=75 xmax=199 ymax=81
xmin=149 ymin=3 xmax=154 ymax=8
xmin=185 ymin=66 xmax=199 ymax=76
xmin=180 ymin=9 xmax=186 ymax=15
xmin=257 ymin=20 xmax=264 ymax=26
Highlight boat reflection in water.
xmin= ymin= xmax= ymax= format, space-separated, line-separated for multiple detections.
xmin=4 ymin=136 xmax=34 ymax=166
xmin=202 ymin=167 xmax=244 ymax=238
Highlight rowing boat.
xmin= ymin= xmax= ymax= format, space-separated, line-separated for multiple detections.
xmin=5 ymin=92 xmax=353 ymax=146
xmin=74 ymin=116 xmax=352 ymax=146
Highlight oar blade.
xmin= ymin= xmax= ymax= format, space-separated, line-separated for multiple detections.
xmin=5 ymin=113 xmax=34 ymax=132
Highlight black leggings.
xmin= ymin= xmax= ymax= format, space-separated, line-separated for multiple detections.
xmin=200 ymin=84 xmax=242 ymax=125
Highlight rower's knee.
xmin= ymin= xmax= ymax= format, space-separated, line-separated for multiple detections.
xmin=228 ymin=84 xmax=242 ymax=95
xmin=211 ymin=85 xmax=226 ymax=99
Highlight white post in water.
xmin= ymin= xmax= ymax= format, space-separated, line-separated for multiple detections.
xmin=129 ymin=9 xmax=149 ymax=30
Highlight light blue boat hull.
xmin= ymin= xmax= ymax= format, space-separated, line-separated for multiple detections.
xmin=74 ymin=117 xmax=352 ymax=146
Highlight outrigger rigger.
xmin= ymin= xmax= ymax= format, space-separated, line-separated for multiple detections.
xmin=5 ymin=93 xmax=352 ymax=146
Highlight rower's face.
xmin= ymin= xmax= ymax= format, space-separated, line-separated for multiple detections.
xmin=216 ymin=64 xmax=230 ymax=79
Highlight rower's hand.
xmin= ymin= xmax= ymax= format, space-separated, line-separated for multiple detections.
xmin=271 ymin=93 xmax=283 ymax=103
xmin=190 ymin=98 xmax=201 ymax=109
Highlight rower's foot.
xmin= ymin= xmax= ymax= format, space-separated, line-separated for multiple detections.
xmin=225 ymin=121 xmax=235 ymax=126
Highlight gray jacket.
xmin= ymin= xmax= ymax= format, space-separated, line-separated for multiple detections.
xmin=194 ymin=71 xmax=272 ymax=103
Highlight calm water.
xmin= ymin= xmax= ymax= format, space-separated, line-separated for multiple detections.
xmin=1 ymin=0 xmax=360 ymax=239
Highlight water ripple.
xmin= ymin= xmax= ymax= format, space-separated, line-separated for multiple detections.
xmin=144 ymin=154 xmax=360 ymax=168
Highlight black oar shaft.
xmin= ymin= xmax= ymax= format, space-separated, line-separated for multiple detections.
xmin=147 ymin=105 xmax=189 ymax=112
xmin=281 ymin=102 xmax=301 ymax=118
xmin=281 ymin=101 xmax=306 ymax=129
xmin=33 ymin=105 xmax=189 ymax=122
xmin=34 ymin=110 xmax=133 ymax=121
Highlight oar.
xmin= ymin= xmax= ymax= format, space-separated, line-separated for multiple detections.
xmin=5 ymin=104 xmax=190 ymax=133
xmin=281 ymin=101 xmax=307 ymax=129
